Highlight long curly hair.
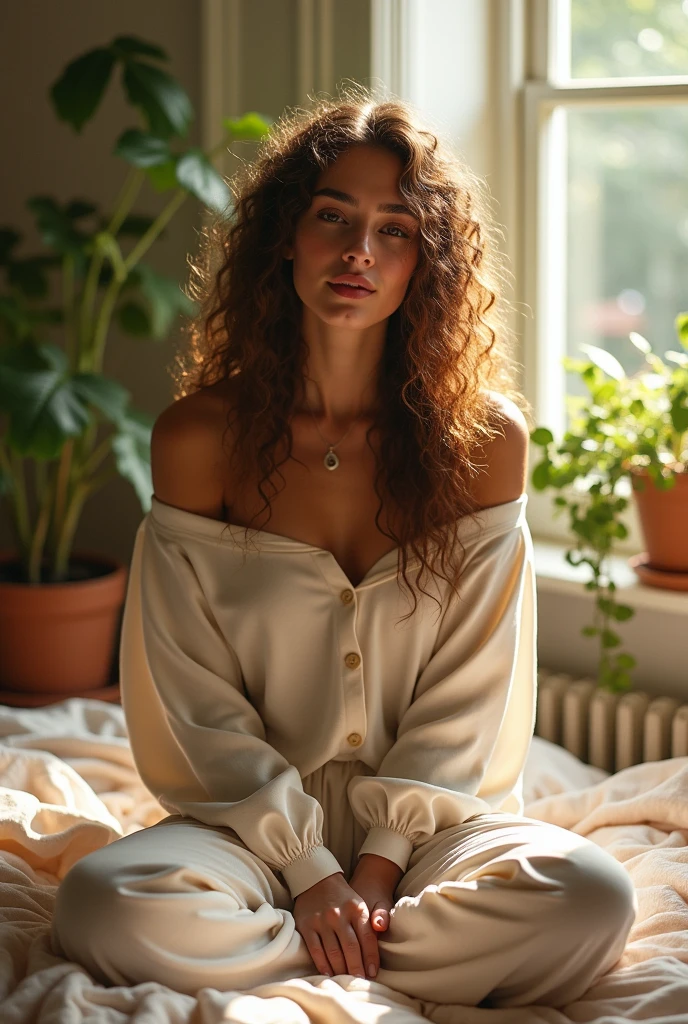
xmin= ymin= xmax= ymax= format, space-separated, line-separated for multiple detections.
xmin=171 ymin=83 xmax=532 ymax=626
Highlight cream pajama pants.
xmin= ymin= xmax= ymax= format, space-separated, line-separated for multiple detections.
xmin=50 ymin=758 xmax=637 ymax=1008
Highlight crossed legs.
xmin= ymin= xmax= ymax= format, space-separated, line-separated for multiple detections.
xmin=50 ymin=810 xmax=636 ymax=1007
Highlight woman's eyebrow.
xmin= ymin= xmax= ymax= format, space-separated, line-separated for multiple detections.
xmin=312 ymin=187 xmax=418 ymax=219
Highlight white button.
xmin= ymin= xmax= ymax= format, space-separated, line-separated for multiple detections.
xmin=347 ymin=732 xmax=362 ymax=746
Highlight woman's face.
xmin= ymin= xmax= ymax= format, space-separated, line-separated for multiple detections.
xmin=284 ymin=144 xmax=420 ymax=326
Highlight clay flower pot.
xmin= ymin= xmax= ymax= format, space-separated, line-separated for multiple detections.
xmin=0 ymin=549 xmax=128 ymax=705
xmin=627 ymin=464 xmax=688 ymax=590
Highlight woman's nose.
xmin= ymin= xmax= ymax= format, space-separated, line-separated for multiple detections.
xmin=342 ymin=233 xmax=373 ymax=264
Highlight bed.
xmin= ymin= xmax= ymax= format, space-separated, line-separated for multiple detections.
xmin=0 ymin=696 xmax=686 ymax=1023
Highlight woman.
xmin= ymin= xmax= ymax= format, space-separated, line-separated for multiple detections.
xmin=50 ymin=87 xmax=636 ymax=1008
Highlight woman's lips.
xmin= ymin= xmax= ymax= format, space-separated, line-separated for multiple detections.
xmin=327 ymin=282 xmax=375 ymax=299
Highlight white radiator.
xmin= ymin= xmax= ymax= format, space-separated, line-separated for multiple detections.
xmin=536 ymin=667 xmax=688 ymax=773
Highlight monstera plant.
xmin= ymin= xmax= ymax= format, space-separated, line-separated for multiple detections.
xmin=0 ymin=35 xmax=271 ymax=588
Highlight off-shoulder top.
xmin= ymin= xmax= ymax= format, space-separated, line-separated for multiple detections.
xmin=119 ymin=492 xmax=537 ymax=898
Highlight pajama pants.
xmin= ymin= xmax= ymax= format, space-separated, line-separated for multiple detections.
xmin=50 ymin=758 xmax=637 ymax=1008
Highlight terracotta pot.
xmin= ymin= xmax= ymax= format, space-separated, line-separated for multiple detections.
xmin=0 ymin=549 xmax=128 ymax=695
xmin=628 ymin=464 xmax=688 ymax=572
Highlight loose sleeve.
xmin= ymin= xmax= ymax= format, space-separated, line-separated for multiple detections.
xmin=119 ymin=518 xmax=344 ymax=898
xmin=347 ymin=514 xmax=537 ymax=873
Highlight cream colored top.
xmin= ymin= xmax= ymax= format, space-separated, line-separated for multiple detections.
xmin=119 ymin=492 xmax=537 ymax=899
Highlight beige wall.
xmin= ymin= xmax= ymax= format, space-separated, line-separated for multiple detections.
xmin=238 ymin=0 xmax=370 ymax=114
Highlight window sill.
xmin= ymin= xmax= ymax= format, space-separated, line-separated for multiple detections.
xmin=533 ymin=538 xmax=688 ymax=616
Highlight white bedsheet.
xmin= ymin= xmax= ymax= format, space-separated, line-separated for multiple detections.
xmin=0 ymin=698 xmax=686 ymax=1024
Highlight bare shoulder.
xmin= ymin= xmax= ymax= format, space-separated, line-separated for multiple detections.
xmin=150 ymin=385 xmax=230 ymax=520
xmin=470 ymin=391 xmax=530 ymax=511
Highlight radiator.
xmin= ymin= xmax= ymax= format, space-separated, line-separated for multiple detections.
xmin=536 ymin=667 xmax=688 ymax=773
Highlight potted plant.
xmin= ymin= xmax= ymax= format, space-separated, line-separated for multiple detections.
xmin=529 ymin=312 xmax=688 ymax=694
xmin=0 ymin=35 xmax=272 ymax=703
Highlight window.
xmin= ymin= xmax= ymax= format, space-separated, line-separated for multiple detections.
xmin=522 ymin=0 xmax=688 ymax=550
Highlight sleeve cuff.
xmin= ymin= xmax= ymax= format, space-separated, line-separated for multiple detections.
xmin=356 ymin=826 xmax=414 ymax=873
xmin=280 ymin=844 xmax=344 ymax=899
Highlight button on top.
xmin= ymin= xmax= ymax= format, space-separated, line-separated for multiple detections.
xmin=340 ymin=589 xmax=354 ymax=604
xmin=347 ymin=732 xmax=362 ymax=746
xmin=345 ymin=652 xmax=361 ymax=669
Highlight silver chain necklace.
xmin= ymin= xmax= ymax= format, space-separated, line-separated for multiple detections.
xmin=306 ymin=407 xmax=358 ymax=471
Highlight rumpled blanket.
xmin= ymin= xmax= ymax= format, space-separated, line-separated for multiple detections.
xmin=0 ymin=698 xmax=686 ymax=1024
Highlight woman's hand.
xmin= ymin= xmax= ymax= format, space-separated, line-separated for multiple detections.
xmin=293 ymin=871 xmax=382 ymax=979
xmin=349 ymin=853 xmax=402 ymax=935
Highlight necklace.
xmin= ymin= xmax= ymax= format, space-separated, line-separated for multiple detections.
xmin=306 ymin=407 xmax=358 ymax=471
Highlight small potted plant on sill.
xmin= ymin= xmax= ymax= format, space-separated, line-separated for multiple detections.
xmin=529 ymin=312 xmax=688 ymax=694
xmin=0 ymin=35 xmax=271 ymax=705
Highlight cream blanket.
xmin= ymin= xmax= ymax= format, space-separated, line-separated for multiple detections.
xmin=0 ymin=699 xmax=686 ymax=1024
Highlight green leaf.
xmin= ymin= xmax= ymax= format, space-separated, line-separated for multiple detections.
xmin=65 ymin=200 xmax=98 ymax=220
xmin=628 ymin=331 xmax=651 ymax=355
xmin=115 ymin=214 xmax=160 ymax=238
xmin=114 ymin=129 xmax=171 ymax=167
xmin=562 ymin=356 xmax=590 ymax=375
xmin=116 ymin=300 xmax=151 ymax=336
xmin=0 ymin=342 xmax=90 ymax=459
xmin=130 ymin=263 xmax=197 ymax=338
xmin=110 ymin=407 xmax=155 ymax=510
xmin=0 ymin=228 xmax=21 ymax=265
xmin=145 ymin=158 xmax=180 ymax=192
xmin=530 ymin=426 xmax=553 ymax=446
xmin=616 ymin=653 xmax=636 ymax=670
xmin=601 ymin=629 xmax=621 ymax=649
xmin=50 ymin=48 xmax=116 ymax=132
xmin=222 ymin=111 xmax=273 ymax=140
xmin=26 ymin=196 xmax=90 ymax=259
xmin=0 ymin=297 xmax=32 ymax=341
xmin=610 ymin=671 xmax=632 ymax=692
xmin=676 ymin=312 xmax=688 ymax=350
xmin=175 ymin=149 xmax=231 ymax=214
xmin=71 ymin=373 xmax=131 ymax=424
xmin=122 ymin=60 xmax=194 ymax=140
xmin=579 ymin=344 xmax=625 ymax=381
xmin=670 ymin=391 xmax=688 ymax=434
xmin=531 ymin=461 xmax=551 ymax=490
xmin=581 ymin=364 xmax=603 ymax=389
xmin=0 ymin=297 xmax=60 ymax=343
xmin=111 ymin=35 xmax=168 ymax=62
xmin=7 ymin=256 xmax=54 ymax=299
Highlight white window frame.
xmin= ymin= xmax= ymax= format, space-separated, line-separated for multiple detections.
xmin=520 ymin=0 xmax=688 ymax=552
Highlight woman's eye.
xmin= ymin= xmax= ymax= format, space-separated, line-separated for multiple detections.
xmin=317 ymin=210 xmax=409 ymax=238
xmin=385 ymin=224 xmax=409 ymax=238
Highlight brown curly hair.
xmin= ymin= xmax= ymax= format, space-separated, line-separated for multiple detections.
xmin=171 ymin=83 xmax=532 ymax=626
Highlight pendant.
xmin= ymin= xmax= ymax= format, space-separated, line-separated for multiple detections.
xmin=324 ymin=448 xmax=339 ymax=470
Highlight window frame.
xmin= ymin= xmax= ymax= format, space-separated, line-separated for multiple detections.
xmin=519 ymin=0 xmax=688 ymax=551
